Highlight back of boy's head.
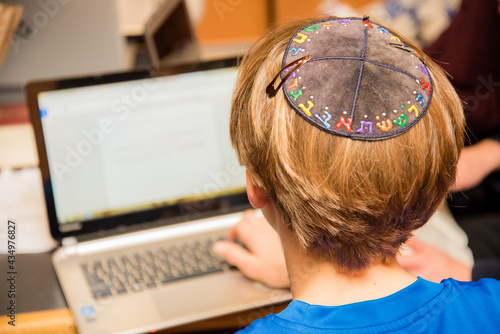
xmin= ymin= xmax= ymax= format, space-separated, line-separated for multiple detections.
xmin=230 ymin=17 xmax=464 ymax=274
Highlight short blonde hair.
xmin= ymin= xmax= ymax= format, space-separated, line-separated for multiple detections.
xmin=230 ymin=17 xmax=464 ymax=273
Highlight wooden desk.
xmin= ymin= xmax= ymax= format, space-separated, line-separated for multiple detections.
xmin=0 ymin=302 xmax=288 ymax=334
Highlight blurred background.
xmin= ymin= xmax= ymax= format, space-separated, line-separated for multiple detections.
xmin=0 ymin=0 xmax=469 ymax=253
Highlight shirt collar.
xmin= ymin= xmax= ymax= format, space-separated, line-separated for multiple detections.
xmin=276 ymin=277 xmax=444 ymax=329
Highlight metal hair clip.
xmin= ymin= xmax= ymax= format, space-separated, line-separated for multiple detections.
xmin=266 ymin=55 xmax=311 ymax=98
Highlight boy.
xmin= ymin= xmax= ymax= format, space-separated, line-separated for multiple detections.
xmin=215 ymin=17 xmax=500 ymax=332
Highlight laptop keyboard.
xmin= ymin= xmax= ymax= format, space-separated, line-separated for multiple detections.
xmin=81 ymin=237 xmax=231 ymax=300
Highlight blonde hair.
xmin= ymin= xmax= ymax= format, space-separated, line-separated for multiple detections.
xmin=230 ymin=17 xmax=465 ymax=273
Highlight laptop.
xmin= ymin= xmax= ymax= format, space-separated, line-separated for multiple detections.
xmin=25 ymin=58 xmax=292 ymax=334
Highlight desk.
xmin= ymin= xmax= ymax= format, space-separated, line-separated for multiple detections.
xmin=0 ymin=303 xmax=288 ymax=334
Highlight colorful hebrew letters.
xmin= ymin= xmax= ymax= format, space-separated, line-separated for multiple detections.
xmin=420 ymin=78 xmax=431 ymax=96
xmin=338 ymin=19 xmax=351 ymax=26
xmin=378 ymin=26 xmax=389 ymax=34
xmin=298 ymin=101 xmax=314 ymax=116
xmin=314 ymin=110 xmax=332 ymax=128
xmin=393 ymin=113 xmax=407 ymax=127
xmin=293 ymin=33 xmax=308 ymax=44
xmin=304 ymin=25 xmax=320 ymax=32
xmin=376 ymin=119 xmax=393 ymax=132
xmin=408 ymin=105 xmax=419 ymax=117
xmin=362 ymin=19 xmax=372 ymax=28
xmin=290 ymin=90 xmax=302 ymax=101
xmin=356 ymin=121 xmax=374 ymax=134
xmin=335 ymin=116 xmax=352 ymax=132
xmin=287 ymin=78 xmax=298 ymax=90
xmin=288 ymin=47 xmax=304 ymax=56
xmin=416 ymin=94 xmax=425 ymax=107
xmin=418 ymin=65 xmax=429 ymax=78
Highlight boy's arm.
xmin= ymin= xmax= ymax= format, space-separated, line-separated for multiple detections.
xmin=451 ymin=138 xmax=500 ymax=191
xmin=213 ymin=210 xmax=290 ymax=289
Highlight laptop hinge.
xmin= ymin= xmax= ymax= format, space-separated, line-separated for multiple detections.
xmin=60 ymin=236 xmax=79 ymax=257
xmin=62 ymin=236 xmax=78 ymax=246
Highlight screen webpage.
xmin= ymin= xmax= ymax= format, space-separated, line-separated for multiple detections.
xmin=38 ymin=68 xmax=245 ymax=225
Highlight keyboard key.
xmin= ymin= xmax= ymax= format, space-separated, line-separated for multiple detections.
xmin=94 ymin=290 xmax=112 ymax=299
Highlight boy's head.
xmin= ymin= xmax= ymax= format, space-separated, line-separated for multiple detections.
xmin=230 ymin=17 xmax=464 ymax=274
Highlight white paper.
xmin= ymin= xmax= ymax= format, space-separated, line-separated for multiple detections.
xmin=0 ymin=167 xmax=57 ymax=253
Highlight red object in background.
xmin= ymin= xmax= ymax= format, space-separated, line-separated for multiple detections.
xmin=0 ymin=102 xmax=29 ymax=126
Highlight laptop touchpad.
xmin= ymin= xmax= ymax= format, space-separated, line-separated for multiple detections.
xmin=152 ymin=272 xmax=274 ymax=320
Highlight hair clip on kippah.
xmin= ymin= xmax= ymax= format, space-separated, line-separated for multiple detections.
xmin=266 ymin=55 xmax=311 ymax=98
xmin=276 ymin=17 xmax=433 ymax=141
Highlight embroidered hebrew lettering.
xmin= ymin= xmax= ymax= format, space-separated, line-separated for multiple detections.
xmin=304 ymin=25 xmax=320 ymax=32
xmin=418 ymin=65 xmax=429 ymax=78
xmin=314 ymin=110 xmax=332 ymax=128
xmin=393 ymin=113 xmax=407 ymax=127
xmin=335 ymin=116 xmax=352 ymax=132
xmin=378 ymin=26 xmax=389 ymax=34
xmin=293 ymin=47 xmax=304 ymax=56
xmin=376 ymin=119 xmax=393 ymax=132
xmin=298 ymin=101 xmax=314 ymax=116
xmin=290 ymin=90 xmax=302 ymax=101
xmin=287 ymin=78 xmax=298 ymax=90
xmin=420 ymin=78 xmax=431 ymax=96
xmin=356 ymin=121 xmax=374 ymax=134
xmin=416 ymin=94 xmax=425 ymax=107
xmin=408 ymin=105 xmax=419 ymax=117
xmin=362 ymin=19 xmax=372 ymax=28
xmin=293 ymin=33 xmax=308 ymax=44
xmin=288 ymin=47 xmax=304 ymax=56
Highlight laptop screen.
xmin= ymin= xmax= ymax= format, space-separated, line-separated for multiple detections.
xmin=28 ymin=62 xmax=248 ymax=238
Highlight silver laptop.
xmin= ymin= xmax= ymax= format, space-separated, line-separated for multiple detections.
xmin=25 ymin=59 xmax=291 ymax=334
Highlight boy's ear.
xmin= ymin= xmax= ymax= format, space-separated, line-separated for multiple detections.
xmin=246 ymin=171 xmax=268 ymax=209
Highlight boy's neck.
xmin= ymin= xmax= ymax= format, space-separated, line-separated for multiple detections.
xmin=281 ymin=228 xmax=417 ymax=306
xmin=261 ymin=201 xmax=418 ymax=306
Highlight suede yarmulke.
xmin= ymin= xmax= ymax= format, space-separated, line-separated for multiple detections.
xmin=278 ymin=17 xmax=433 ymax=140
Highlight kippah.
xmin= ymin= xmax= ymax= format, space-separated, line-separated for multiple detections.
xmin=276 ymin=17 xmax=433 ymax=140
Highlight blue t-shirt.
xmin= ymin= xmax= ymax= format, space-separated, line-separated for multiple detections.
xmin=237 ymin=278 xmax=500 ymax=333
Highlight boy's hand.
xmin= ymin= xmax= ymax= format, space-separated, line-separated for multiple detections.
xmin=397 ymin=238 xmax=472 ymax=282
xmin=213 ymin=210 xmax=290 ymax=289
